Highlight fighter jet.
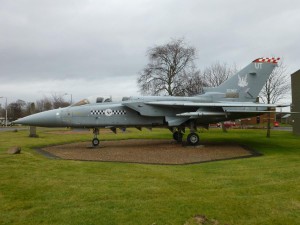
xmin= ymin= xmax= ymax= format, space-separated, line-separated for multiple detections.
xmin=14 ymin=57 xmax=283 ymax=146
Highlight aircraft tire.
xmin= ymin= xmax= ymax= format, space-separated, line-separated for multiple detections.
xmin=92 ymin=138 xmax=100 ymax=146
xmin=173 ymin=131 xmax=179 ymax=141
xmin=187 ymin=133 xmax=199 ymax=145
xmin=173 ymin=131 xmax=183 ymax=142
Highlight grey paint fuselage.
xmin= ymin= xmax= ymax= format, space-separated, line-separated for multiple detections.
xmin=16 ymin=95 xmax=266 ymax=128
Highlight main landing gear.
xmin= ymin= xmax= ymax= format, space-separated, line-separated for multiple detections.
xmin=172 ymin=125 xmax=200 ymax=146
xmin=187 ymin=132 xmax=200 ymax=145
xmin=92 ymin=128 xmax=100 ymax=147
xmin=173 ymin=131 xmax=183 ymax=142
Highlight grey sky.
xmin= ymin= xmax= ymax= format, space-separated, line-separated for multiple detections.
xmin=1 ymin=0 xmax=299 ymax=104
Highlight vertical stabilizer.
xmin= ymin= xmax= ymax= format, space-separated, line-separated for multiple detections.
xmin=204 ymin=57 xmax=279 ymax=102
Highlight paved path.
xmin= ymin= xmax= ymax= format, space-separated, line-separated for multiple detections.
xmin=0 ymin=127 xmax=27 ymax=132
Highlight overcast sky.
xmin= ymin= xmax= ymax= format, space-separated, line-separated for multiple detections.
xmin=1 ymin=0 xmax=299 ymax=104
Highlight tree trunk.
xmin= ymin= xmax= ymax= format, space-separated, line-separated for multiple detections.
xmin=266 ymin=111 xmax=271 ymax=138
xmin=221 ymin=122 xmax=228 ymax=133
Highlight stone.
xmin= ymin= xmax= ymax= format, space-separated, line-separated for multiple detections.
xmin=7 ymin=147 xmax=21 ymax=154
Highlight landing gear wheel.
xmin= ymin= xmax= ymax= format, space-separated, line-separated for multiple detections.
xmin=92 ymin=128 xmax=100 ymax=147
xmin=92 ymin=138 xmax=100 ymax=147
xmin=173 ymin=131 xmax=183 ymax=142
xmin=187 ymin=133 xmax=199 ymax=145
xmin=173 ymin=131 xmax=179 ymax=141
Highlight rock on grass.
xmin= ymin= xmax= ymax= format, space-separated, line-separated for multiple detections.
xmin=7 ymin=147 xmax=21 ymax=154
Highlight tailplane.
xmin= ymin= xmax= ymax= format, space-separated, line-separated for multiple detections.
xmin=203 ymin=57 xmax=279 ymax=102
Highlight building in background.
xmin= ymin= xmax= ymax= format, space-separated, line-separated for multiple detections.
xmin=238 ymin=112 xmax=277 ymax=128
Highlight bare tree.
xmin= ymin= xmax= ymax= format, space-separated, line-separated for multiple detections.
xmin=180 ymin=70 xmax=207 ymax=96
xmin=202 ymin=62 xmax=237 ymax=132
xmin=259 ymin=61 xmax=290 ymax=138
xmin=35 ymin=94 xmax=70 ymax=112
xmin=138 ymin=38 xmax=196 ymax=96
xmin=51 ymin=94 xmax=70 ymax=109
xmin=36 ymin=97 xmax=53 ymax=112
xmin=203 ymin=61 xmax=237 ymax=87
xmin=260 ymin=62 xmax=290 ymax=104
xmin=7 ymin=99 xmax=26 ymax=121
xmin=0 ymin=104 xmax=4 ymax=118
xmin=24 ymin=102 xmax=35 ymax=116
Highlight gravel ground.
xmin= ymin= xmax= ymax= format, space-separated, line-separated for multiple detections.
xmin=40 ymin=139 xmax=258 ymax=165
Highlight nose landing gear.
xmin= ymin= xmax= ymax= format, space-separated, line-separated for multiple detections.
xmin=92 ymin=128 xmax=100 ymax=146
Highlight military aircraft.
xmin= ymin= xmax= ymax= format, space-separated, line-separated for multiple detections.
xmin=14 ymin=57 xmax=283 ymax=146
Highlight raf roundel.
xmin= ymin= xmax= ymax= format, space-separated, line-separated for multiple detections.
xmin=104 ymin=109 xmax=113 ymax=116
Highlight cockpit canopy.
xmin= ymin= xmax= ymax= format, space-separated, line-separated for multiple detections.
xmin=72 ymin=96 xmax=131 ymax=107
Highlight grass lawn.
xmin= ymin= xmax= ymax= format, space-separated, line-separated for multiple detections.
xmin=0 ymin=128 xmax=299 ymax=225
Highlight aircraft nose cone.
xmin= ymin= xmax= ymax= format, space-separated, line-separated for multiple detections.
xmin=14 ymin=109 xmax=62 ymax=127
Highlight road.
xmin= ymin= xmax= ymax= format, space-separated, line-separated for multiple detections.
xmin=273 ymin=127 xmax=293 ymax=131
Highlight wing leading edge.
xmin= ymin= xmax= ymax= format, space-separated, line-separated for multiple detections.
xmin=146 ymin=101 xmax=282 ymax=108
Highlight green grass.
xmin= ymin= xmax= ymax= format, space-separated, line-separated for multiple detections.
xmin=0 ymin=128 xmax=299 ymax=225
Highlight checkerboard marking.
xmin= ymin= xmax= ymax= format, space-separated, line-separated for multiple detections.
xmin=91 ymin=109 xmax=127 ymax=115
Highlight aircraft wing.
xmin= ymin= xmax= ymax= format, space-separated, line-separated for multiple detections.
xmin=146 ymin=101 xmax=282 ymax=108
xmin=145 ymin=101 xmax=290 ymax=120
xmin=176 ymin=111 xmax=273 ymax=116
xmin=123 ymin=100 xmax=291 ymax=126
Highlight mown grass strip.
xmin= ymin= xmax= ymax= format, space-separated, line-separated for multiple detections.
xmin=0 ymin=128 xmax=299 ymax=225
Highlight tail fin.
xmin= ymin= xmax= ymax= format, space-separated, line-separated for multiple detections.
xmin=204 ymin=57 xmax=280 ymax=102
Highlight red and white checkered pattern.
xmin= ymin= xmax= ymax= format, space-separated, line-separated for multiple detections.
xmin=253 ymin=57 xmax=280 ymax=64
